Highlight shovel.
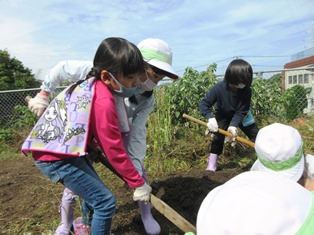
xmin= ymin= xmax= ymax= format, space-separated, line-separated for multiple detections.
xmin=25 ymin=95 xmax=196 ymax=233
xmin=182 ymin=113 xmax=255 ymax=148
xmin=88 ymin=145 xmax=197 ymax=233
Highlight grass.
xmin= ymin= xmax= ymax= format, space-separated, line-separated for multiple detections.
xmin=1 ymin=96 xmax=314 ymax=234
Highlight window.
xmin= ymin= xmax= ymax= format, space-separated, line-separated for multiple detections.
xmin=304 ymin=74 xmax=309 ymax=83
xmin=288 ymin=76 xmax=292 ymax=84
xmin=298 ymin=74 xmax=303 ymax=84
xmin=293 ymin=75 xmax=297 ymax=84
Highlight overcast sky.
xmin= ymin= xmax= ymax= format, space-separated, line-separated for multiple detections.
xmin=0 ymin=0 xmax=313 ymax=80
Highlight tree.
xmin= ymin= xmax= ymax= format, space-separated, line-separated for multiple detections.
xmin=251 ymin=73 xmax=286 ymax=122
xmin=284 ymin=85 xmax=308 ymax=120
xmin=268 ymin=73 xmax=282 ymax=85
xmin=0 ymin=50 xmax=41 ymax=91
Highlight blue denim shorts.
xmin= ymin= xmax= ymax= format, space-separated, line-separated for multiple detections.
xmin=35 ymin=156 xmax=116 ymax=234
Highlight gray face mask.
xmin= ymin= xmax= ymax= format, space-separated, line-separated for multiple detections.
xmin=109 ymin=73 xmax=139 ymax=98
xmin=235 ymin=83 xmax=246 ymax=89
xmin=139 ymin=77 xmax=157 ymax=92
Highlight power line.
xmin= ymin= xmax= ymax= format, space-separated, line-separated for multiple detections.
xmin=236 ymin=55 xmax=291 ymax=58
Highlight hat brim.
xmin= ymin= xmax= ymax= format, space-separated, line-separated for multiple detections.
xmin=250 ymin=154 xmax=305 ymax=182
xmin=145 ymin=59 xmax=179 ymax=79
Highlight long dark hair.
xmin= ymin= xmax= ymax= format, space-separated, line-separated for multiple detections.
xmin=224 ymin=59 xmax=253 ymax=87
xmin=67 ymin=37 xmax=145 ymax=95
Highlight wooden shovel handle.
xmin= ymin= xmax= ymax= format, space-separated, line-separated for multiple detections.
xmin=150 ymin=194 xmax=196 ymax=233
xmin=88 ymin=144 xmax=196 ymax=233
xmin=182 ymin=113 xmax=255 ymax=148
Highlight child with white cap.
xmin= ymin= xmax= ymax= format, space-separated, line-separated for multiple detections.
xmin=250 ymin=122 xmax=314 ymax=190
xmin=196 ymin=171 xmax=314 ymax=235
xmin=27 ymin=38 xmax=178 ymax=235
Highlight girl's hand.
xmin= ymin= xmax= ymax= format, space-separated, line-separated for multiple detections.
xmin=206 ymin=118 xmax=218 ymax=132
xmin=133 ymin=183 xmax=152 ymax=203
xmin=28 ymin=91 xmax=50 ymax=116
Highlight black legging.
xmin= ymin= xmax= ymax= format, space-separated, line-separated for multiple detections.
xmin=210 ymin=117 xmax=259 ymax=155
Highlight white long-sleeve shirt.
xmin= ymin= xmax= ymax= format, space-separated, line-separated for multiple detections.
xmin=40 ymin=60 xmax=153 ymax=176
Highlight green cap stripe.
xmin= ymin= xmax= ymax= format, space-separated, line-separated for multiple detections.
xmin=295 ymin=192 xmax=314 ymax=235
xmin=257 ymin=144 xmax=303 ymax=171
xmin=140 ymin=48 xmax=171 ymax=64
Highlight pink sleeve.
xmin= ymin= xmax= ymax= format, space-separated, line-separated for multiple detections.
xmin=90 ymin=95 xmax=144 ymax=188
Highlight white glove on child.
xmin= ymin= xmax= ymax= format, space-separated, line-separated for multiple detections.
xmin=133 ymin=183 xmax=152 ymax=202
xmin=28 ymin=93 xmax=49 ymax=117
xmin=207 ymin=118 xmax=218 ymax=132
xmin=227 ymin=126 xmax=238 ymax=142
xmin=227 ymin=126 xmax=237 ymax=136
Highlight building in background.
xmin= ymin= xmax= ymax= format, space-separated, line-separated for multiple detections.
xmin=283 ymin=47 xmax=314 ymax=114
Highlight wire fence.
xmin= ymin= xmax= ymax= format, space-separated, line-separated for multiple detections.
xmin=0 ymin=87 xmax=66 ymax=125
xmin=0 ymin=69 xmax=313 ymax=126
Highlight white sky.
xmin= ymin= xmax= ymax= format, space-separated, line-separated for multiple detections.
xmin=0 ymin=0 xmax=313 ymax=79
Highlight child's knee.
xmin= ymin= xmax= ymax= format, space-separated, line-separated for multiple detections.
xmin=95 ymin=194 xmax=116 ymax=218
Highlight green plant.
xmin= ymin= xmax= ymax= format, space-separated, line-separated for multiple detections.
xmin=251 ymin=77 xmax=286 ymax=119
xmin=0 ymin=128 xmax=14 ymax=141
xmin=284 ymin=85 xmax=308 ymax=120
xmin=165 ymin=64 xmax=217 ymax=126
xmin=146 ymin=88 xmax=172 ymax=160
xmin=8 ymin=105 xmax=38 ymax=129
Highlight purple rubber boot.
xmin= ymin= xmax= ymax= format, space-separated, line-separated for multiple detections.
xmin=206 ymin=153 xmax=218 ymax=171
xmin=139 ymin=167 xmax=161 ymax=234
xmin=138 ymin=201 xmax=161 ymax=235
xmin=54 ymin=188 xmax=77 ymax=235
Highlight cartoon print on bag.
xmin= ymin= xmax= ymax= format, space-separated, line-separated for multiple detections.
xmin=30 ymin=100 xmax=67 ymax=143
xmin=76 ymin=94 xmax=90 ymax=109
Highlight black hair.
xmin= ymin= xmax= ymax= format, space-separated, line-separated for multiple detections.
xmin=224 ymin=59 xmax=253 ymax=87
xmin=67 ymin=37 xmax=145 ymax=95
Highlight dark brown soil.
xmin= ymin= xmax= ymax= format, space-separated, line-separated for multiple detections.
xmin=0 ymin=156 xmax=246 ymax=235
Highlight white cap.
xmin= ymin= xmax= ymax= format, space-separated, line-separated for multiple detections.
xmin=197 ymin=171 xmax=313 ymax=235
xmin=251 ymin=123 xmax=304 ymax=182
xmin=137 ymin=38 xmax=178 ymax=79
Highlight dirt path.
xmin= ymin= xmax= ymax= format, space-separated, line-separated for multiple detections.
xmin=0 ymin=156 xmax=244 ymax=234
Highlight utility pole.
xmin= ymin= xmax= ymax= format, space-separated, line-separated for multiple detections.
xmin=311 ymin=21 xmax=314 ymax=48
xmin=305 ymin=21 xmax=314 ymax=49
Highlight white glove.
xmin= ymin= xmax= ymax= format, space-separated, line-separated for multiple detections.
xmin=206 ymin=118 xmax=218 ymax=132
xmin=28 ymin=93 xmax=49 ymax=117
xmin=133 ymin=183 xmax=152 ymax=202
xmin=227 ymin=126 xmax=238 ymax=142
xmin=303 ymin=154 xmax=314 ymax=180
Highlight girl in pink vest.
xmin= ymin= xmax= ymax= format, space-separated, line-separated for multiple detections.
xmin=22 ymin=37 xmax=152 ymax=235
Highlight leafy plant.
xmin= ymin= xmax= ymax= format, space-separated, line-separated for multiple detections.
xmin=0 ymin=105 xmax=36 ymax=149
xmin=147 ymin=88 xmax=172 ymax=157
xmin=0 ymin=128 xmax=14 ymax=141
xmin=8 ymin=105 xmax=38 ymax=129
xmin=284 ymin=85 xmax=308 ymax=120
xmin=165 ymin=64 xmax=217 ymax=126
xmin=251 ymin=75 xmax=286 ymax=120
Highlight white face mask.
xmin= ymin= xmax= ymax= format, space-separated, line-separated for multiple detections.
xmin=139 ymin=77 xmax=157 ymax=91
xmin=235 ymin=83 xmax=246 ymax=89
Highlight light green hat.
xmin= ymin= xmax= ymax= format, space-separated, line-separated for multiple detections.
xmin=137 ymin=38 xmax=179 ymax=79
